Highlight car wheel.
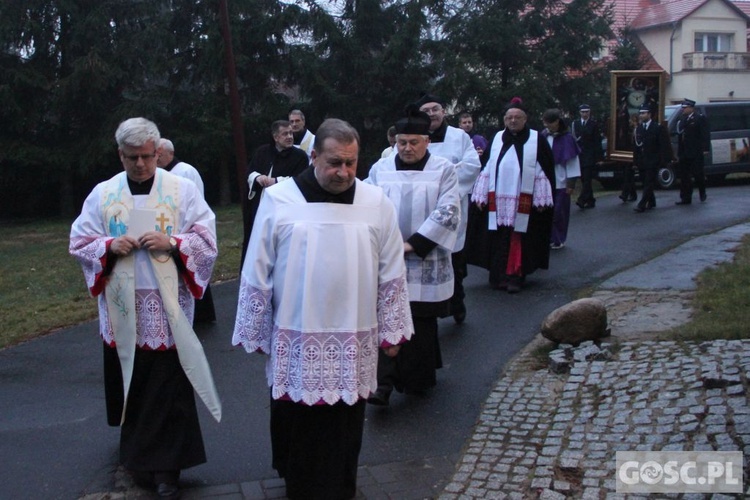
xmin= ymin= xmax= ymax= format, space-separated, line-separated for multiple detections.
xmin=657 ymin=164 xmax=676 ymax=189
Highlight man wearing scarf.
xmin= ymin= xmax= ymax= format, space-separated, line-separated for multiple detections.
xmin=70 ymin=117 xmax=220 ymax=499
xmin=289 ymin=109 xmax=316 ymax=160
xmin=467 ymin=98 xmax=555 ymax=293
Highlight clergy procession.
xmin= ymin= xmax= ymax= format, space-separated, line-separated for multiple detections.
xmin=70 ymin=93 xmax=564 ymax=499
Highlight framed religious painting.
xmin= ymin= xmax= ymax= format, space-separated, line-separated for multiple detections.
xmin=609 ymin=70 xmax=666 ymax=162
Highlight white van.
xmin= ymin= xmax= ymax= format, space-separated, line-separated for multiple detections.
xmin=660 ymin=101 xmax=750 ymax=188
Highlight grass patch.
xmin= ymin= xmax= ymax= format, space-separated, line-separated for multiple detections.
xmin=671 ymin=234 xmax=750 ymax=342
xmin=0 ymin=205 xmax=244 ymax=349
xmin=1 ymin=202 xmax=748 ymax=350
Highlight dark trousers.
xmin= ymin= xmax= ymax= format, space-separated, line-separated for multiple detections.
xmin=621 ymin=164 xmax=637 ymax=199
xmin=488 ymin=226 xmax=519 ymax=285
xmin=194 ymin=284 xmax=216 ymax=323
xmin=551 ymin=188 xmax=571 ymax=245
xmin=376 ymin=313 xmax=442 ymax=393
xmin=270 ymin=398 xmax=366 ymax=500
xmin=450 ymin=250 xmax=467 ymax=314
xmin=637 ymin=168 xmax=657 ymax=209
xmin=678 ymin=158 xmax=706 ymax=202
xmin=103 ymin=345 xmax=206 ymax=473
xmin=577 ymin=163 xmax=596 ymax=205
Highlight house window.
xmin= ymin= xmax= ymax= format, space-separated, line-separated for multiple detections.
xmin=694 ymin=33 xmax=733 ymax=52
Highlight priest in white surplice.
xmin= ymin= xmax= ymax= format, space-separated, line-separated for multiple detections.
xmin=416 ymin=94 xmax=481 ymax=324
xmin=157 ymin=137 xmax=217 ymax=324
xmin=70 ymin=117 xmax=220 ymax=499
xmin=289 ymin=108 xmax=316 ymax=159
xmin=232 ymin=119 xmax=413 ymax=500
xmin=365 ymin=106 xmax=461 ymax=406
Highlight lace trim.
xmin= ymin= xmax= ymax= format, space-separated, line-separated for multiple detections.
xmin=431 ymin=204 xmax=459 ymax=231
xmin=533 ymin=174 xmax=554 ymax=207
xmin=232 ymin=279 xmax=274 ymax=354
xmin=178 ymin=224 xmax=217 ymax=288
xmin=407 ymin=253 xmax=453 ymax=286
xmin=70 ymin=235 xmax=107 ymax=290
xmin=100 ymin=288 xmax=193 ymax=349
xmin=270 ymin=328 xmax=380 ymax=406
xmin=377 ymin=275 xmax=413 ymax=346
xmin=471 ymin=171 xmax=489 ymax=204
xmin=494 ymin=173 xmax=554 ymax=227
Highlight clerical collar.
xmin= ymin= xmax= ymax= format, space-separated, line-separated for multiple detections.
xmin=163 ymin=158 xmax=180 ymax=172
xmin=294 ymin=166 xmax=356 ymax=204
xmin=429 ymin=120 xmax=448 ymax=143
xmin=395 ymin=151 xmax=431 ymax=171
xmin=128 ymin=174 xmax=155 ymax=195
xmin=502 ymin=126 xmax=530 ymax=145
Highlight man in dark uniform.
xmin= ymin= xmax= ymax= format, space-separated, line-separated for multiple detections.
xmin=633 ymin=104 xmax=672 ymax=213
xmin=676 ymin=98 xmax=711 ymax=205
xmin=571 ymin=104 xmax=603 ymax=209
xmin=241 ymin=120 xmax=309 ymax=266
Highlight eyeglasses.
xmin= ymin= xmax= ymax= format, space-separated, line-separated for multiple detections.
xmin=420 ymin=105 xmax=443 ymax=114
xmin=123 ymin=151 xmax=157 ymax=163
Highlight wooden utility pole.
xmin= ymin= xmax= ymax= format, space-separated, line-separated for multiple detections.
xmin=218 ymin=0 xmax=248 ymax=196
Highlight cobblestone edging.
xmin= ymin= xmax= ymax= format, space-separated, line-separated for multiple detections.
xmin=439 ymin=339 xmax=750 ymax=499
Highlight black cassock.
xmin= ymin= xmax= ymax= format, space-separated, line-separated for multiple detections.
xmin=240 ymin=143 xmax=309 ymax=267
xmin=465 ymin=127 xmax=556 ymax=279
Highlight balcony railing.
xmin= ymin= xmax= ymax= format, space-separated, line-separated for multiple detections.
xmin=683 ymin=52 xmax=750 ymax=70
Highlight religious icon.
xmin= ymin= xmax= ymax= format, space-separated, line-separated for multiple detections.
xmin=609 ymin=71 xmax=665 ymax=162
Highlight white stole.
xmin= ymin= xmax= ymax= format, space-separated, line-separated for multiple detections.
xmin=488 ymin=130 xmax=538 ymax=233
xmin=102 ymin=170 xmax=221 ymax=424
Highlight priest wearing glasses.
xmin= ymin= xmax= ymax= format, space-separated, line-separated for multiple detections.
xmin=70 ymin=117 xmax=220 ymax=499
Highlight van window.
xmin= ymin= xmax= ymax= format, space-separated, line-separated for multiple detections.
xmin=704 ymin=106 xmax=750 ymax=132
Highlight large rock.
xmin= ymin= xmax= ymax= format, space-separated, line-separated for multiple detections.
xmin=541 ymin=298 xmax=610 ymax=346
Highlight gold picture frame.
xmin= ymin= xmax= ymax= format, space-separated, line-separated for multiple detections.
xmin=609 ymin=70 xmax=666 ymax=162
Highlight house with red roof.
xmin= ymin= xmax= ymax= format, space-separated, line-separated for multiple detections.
xmin=608 ymin=0 xmax=750 ymax=103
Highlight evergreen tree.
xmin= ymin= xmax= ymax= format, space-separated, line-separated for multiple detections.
xmin=437 ymin=0 xmax=613 ymax=129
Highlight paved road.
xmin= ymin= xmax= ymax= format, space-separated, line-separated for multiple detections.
xmin=1 ymin=183 xmax=748 ymax=499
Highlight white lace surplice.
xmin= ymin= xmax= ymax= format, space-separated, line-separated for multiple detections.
xmin=69 ymin=171 xmax=217 ymax=349
xmin=232 ymin=179 xmax=413 ymax=406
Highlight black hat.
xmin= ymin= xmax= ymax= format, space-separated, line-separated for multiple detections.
xmin=579 ymin=104 xmax=591 ymax=111
xmin=414 ymin=93 xmax=445 ymax=108
xmin=681 ymin=98 xmax=696 ymax=108
xmin=395 ymin=105 xmax=431 ymax=135
xmin=638 ymin=104 xmax=652 ymax=113
xmin=505 ymin=96 xmax=528 ymax=114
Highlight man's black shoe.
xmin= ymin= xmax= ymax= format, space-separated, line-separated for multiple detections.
xmin=157 ymin=483 xmax=180 ymax=499
xmin=633 ymin=206 xmax=646 ymax=213
xmin=618 ymin=194 xmax=627 ymax=202
xmin=627 ymin=195 xmax=637 ymax=202
xmin=452 ymin=302 xmax=466 ymax=324
xmin=575 ymin=200 xmax=586 ymax=209
xmin=700 ymin=191 xmax=707 ymax=202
